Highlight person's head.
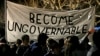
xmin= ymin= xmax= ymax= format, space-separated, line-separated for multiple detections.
xmin=59 ymin=38 xmax=64 ymax=48
xmin=16 ymin=39 xmax=22 ymax=46
xmin=47 ymin=38 xmax=59 ymax=49
xmin=46 ymin=38 xmax=60 ymax=54
xmin=21 ymin=34 xmax=30 ymax=45
xmin=64 ymin=36 xmax=72 ymax=48
xmin=37 ymin=33 xmax=49 ymax=46
xmin=93 ymin=30 xmax=100 ymax=49
xmin=65 ymin=36 xmax=80 ymax=50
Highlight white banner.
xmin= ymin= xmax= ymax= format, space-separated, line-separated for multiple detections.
xmin=7 ymin=1 xmax=95 ymax=42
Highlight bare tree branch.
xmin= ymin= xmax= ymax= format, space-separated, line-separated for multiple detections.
xmin=96 ymin=0 xmax=100 ymax=5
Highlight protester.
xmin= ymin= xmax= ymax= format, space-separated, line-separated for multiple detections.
xmin=0 ymin=37 xmax=11 ymax=56
xmin=91 ymin=30 xmax=100 ymax=56
xmin=10 ymin=39 xmax=22 ymax=56
xmin=16 ymin=34 xmax=30 ymax=56
xmin=23 ymin=33 xmax=49 ymax=56
xmin=44 ymin=38 xmax=63 ymax=56
xmin=79 ymin=31 xmax=91 ymax=56
xmin=64 ymin=36 xmax=87 ymax=56
xmin=59 ymin=38 xmax=64 ymax=49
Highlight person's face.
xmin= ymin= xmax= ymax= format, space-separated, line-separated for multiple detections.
xmin=64 ymin=38 xmax=72 ymax=49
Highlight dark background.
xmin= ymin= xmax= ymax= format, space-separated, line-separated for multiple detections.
xmin=0 ymin=0 xmax=100 ymax=37
xmin=0 ymin=0 xmax=5 ymax=37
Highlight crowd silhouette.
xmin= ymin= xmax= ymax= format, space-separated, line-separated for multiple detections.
xmin=0 ymin=0 xmax=100 ymax=56
xmin=0 ymin=29 xmax=100 ymax=56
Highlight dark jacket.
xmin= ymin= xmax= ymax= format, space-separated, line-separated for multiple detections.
xmin=16 ymin=45 xmax=29 ymax=56
xmin=0 ymin=43 xmax=11 ymax=56
xmin=24 ymin=42 xmax=47 ymax=56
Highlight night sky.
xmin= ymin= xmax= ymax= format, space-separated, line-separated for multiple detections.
xmin=0 ymin=0 xmax=5 ymax=19
xmin=0 ymin=0 xmax=4 ymax=10
xmin=0 ymin=0 xmax=5 ymax=18
xmin=0 ymin=0 xmax=5 ymax=37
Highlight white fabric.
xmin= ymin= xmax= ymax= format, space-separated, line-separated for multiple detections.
xmin=7 ymin=1 xmax=95 ymax=42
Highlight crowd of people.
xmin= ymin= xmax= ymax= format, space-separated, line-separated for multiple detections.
xmin=0 ymin=0 xmax=99 ymax=56
xmin=0 ymin=29 xmax=100 ymax=56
